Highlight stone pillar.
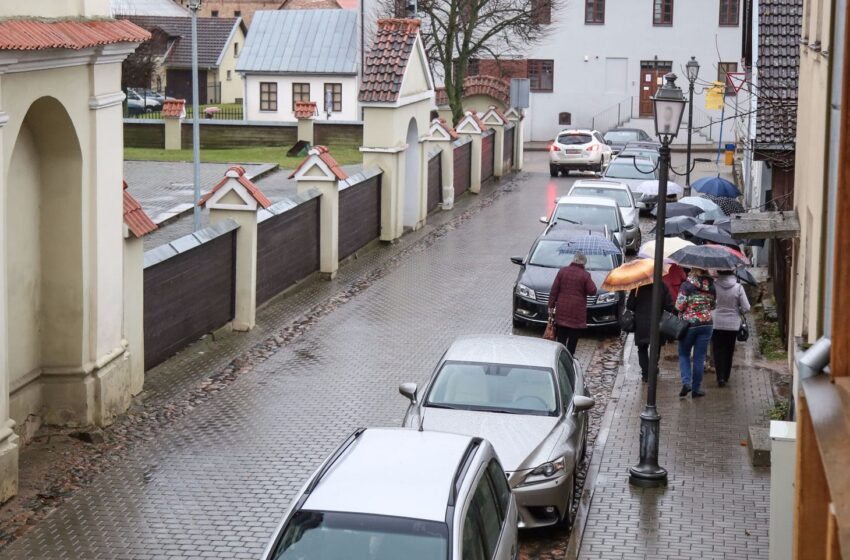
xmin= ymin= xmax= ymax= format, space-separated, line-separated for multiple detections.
xmin=203 ymin=166 xmax=270 ymax=331
xmin=488 ymin=121 xmax=505 ymax=178
xmin=290 ymin=147 xmax=345 ymax=278
xmin=295 ymin=101 xmax=317 ymax=145
xmin=123 ymin=232 xmax=146 ymax=396
xmin=425 ymin=118 xmax=457 ymax=210
xmin=0 ymin=104 xmax=19 ymax=503
xmin=162 ymin=99 xmax=185 ymax=150
xmin=506 ymin=108 xmax=524 ymax=171
xmin=456 ymin=111 xmax=485 ymax=194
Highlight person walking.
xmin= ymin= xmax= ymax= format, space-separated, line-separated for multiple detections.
xmin=711 ymin=270 xmax=751 ymax=387
xmin=674 ymin=268 xmax=716 ymax=398
xmin=662 ymin=263 xmax=687 ymax=301
xmin=548 ymin=252 xmax=597 ymax=355
xmin=627 ymin=282 xmax=674 ymax=383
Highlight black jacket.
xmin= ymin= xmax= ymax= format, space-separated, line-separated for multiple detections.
xmin=627 ymin=283 xmax=674 ymax=345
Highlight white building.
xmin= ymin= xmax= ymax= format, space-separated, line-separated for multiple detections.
xmin=237 ymin=9 xmax=360 ymax=122
xmin=513 ymin=0 xmax=745 ymax=141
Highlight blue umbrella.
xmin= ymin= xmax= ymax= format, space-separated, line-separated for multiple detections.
xmin=558 ymin=235 xmax=621 ymax=256
xmin=691 ymin=175 xmax=740 ymax=197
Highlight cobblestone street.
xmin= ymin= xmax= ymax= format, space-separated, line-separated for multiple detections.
xmin=0 ymin=154 xmax=610 ymax=559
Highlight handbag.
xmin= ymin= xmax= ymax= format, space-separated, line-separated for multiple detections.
xmin=543 ymin=309 xmax=556 ymax=341
xmin=660 ymin=310 xmax=690 ymax=341
xmin=737 ymin=314 xmax=749 ymax=342
xmin=619 ymin=293 xmax=635 ymax=333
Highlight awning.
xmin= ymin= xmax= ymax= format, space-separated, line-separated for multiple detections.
xmin=729 ymin=211 xmax=800 ymax=239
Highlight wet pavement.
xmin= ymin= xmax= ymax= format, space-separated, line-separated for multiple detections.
xmin=1 ymin=153 xmax=609 ymax=559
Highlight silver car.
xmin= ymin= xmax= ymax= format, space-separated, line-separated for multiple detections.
xmin=602 ymin=156 xmax=658 ymax=209
xmin=566 ymin=179 xmax=641 ymax=252
xmin=400 ymin=335 xmax=595 ymax=529
xmin=262 ymin=427 xmax=519 ymax=560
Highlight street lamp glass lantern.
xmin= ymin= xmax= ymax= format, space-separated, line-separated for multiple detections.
xmin=685 ymin=56 xmax=700 ymax=84
xmin=188 ymin=0 xmax=202 ymax=10
xmin=652 ymin=73 xmax=686 ymax=142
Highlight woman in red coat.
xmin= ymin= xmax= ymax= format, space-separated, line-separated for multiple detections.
xmin=548 ymin=252 xmax=598 ymax=355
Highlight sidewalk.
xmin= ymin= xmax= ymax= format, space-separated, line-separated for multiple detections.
xmin=573 ymin=331 xmax=773 ymax=559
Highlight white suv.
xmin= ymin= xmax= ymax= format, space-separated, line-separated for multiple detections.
xmin=549 ymin=129 xmax=612 ymax=177
xmin=262 ymin=428 xmax=519 ymax=560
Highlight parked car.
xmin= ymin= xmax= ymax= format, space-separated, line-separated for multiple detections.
xmin=400 ymin=334 xmax=595 ymax=529
xmin=601 ymin=156 xmax=658 ymax=209
xmin=566 ymin=180 xmax=641 ymax=252
xmin=548 ymin=129 xmax=612 ymax=176
xmin=602 ymin=128 xmax=654 ymax=155
xmin=126 ymin=90 xmax=162 ymax=113
xmin=262 ymin=427 xmax=518 ymax=560
xmin=540 ymin=195 xmax=626 ymax=249
xmin=617 ymin=141 xmax=661 ymax=167
xmin=511 ymin=227 xmax=623 ymax=329
xmin=129 ymin=88 xmax=166 ymax=104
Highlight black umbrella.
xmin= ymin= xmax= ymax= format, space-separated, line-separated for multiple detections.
xmin=712 ymin=217 xmax=732 ymax=232
xmin=651 ymin=215 xmax=701 ymax=236
xmin=651 ymin=202 xmax=703 ymax=218
xmin=736 ymin=268 xmax=757 ymax=286
xmin=668 ymin=245 xmax=747 ymax=270
xmin=686 ymin=224 xmax=738 ymax=246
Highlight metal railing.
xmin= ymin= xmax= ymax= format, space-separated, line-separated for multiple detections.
xmin=124 ymin=103 xmax=244 ymax=120
xmin=686 ymin=106 xmax=715 ymax=141
xmin=590 ymin=97 xmax=634 ymax=132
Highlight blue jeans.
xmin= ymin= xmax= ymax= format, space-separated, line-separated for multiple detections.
xmin=678 ymin=324 xmax=713 ymax=391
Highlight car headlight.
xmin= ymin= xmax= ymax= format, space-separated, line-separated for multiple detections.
xmin=519 ymin=458 xmax=566 ymax=486
xmin=516 ymin=284 xmax=537 ymax=299
xmin=597 ymin=292 xmax=618 ymax=304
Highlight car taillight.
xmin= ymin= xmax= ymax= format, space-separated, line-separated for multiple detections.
xmin=586 ymin=144 xmax=599 ymax=152
xmin=550 ymin=144 xmax=561 ymax=152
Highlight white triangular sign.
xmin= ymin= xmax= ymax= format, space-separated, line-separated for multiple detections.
xmin=726 ymin=72 xmax=747 ymax=94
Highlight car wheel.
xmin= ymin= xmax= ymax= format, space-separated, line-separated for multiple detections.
xmin=145 ymin=106 xmax=153 ymax=113
xmin=557 ymin=474 xmax=576 ymax=530
xmin=549 ymin=165 xmax=558 ymax=177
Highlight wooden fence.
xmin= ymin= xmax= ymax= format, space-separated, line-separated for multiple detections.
xmin=339 ymin=169 xmax=382 ymax=260
xmin=453 ymin=139 xmax=472 ymax=196
xmin=481 ymin=129 xmax=495 ymax=183
xmin=427 ymin=150 xmax=442 ymax=212
xmin=504 ymin=124 xmax=515 ymax=170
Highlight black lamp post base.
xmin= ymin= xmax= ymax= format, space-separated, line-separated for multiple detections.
xmin=628 ymin=407 xmax=668 ymax=488
xmin=628 ymin=466 xmax=669 ymax=487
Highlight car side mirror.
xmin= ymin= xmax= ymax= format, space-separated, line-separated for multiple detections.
xmin=510 ymin=256 xmax=524 ymax=265
xmin=572 ymin=395 xmax=595 ymax=413
xmin=539 ymin=216 xmax=549 ymax=224
xmin=399 ymin=382 xmax=418 ymax=404
xmin=605 ymin=139 xmax=612 ymax=145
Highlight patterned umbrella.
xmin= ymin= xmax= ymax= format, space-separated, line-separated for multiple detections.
xmin=679 ymin=196 xmax=727 ymax=221
xmin=668 ymin=245 xmax=747 ymax=270
xmin=650 ymin=215 xmax=701 ymax=236
xmin=691 ymin=175 xmax=740 ymax=197
xmin=601 ymin=258 xmax=670 ymax=291
xmin=651 ymin=202 xmax=703 ymax=218
xmin=558 ymin=235 xmax=621 ymax=256
xmin=703 ymin=193 xmax=746 ymax=216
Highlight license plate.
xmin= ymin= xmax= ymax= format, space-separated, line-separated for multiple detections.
xmin=566 ymin=149 xmax=581 ymax=154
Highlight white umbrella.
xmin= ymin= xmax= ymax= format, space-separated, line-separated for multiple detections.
xmin=678 ymin=196 xmax=726 ymax=221
xmin=639 ymin=237 xmax=695 ymax=261
xmin=636 ymin=180 xmax=684 ymax=197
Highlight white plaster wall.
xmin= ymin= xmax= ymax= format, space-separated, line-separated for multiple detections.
xmin=523 ymin=0 xmax=744 ymax=141
xmin=219 ymin=26 xmax=247 ymax=104
xmin=0 ymin=0 xmax=108 ymax=17
xmin=243 ymin=74 xmax=359 ymax=122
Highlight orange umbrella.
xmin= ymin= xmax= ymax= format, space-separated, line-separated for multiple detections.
xmin=602 ymin=258 xmax=670 ymax=292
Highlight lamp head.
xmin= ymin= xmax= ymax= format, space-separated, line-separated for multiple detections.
xmin=187 ymin=0 xmax=202 ymax=10
xmin=685 ymin=56 xmax=700 ymax=84
xmin=652 ymin=73 xmax=686 ymax=144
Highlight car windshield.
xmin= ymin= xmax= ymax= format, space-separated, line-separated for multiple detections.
xmin=620 ymin=150 xmax=657 ymax=160
xmin=570 ymin=187 xmax=632 ymax=208
xmin=426 ymin=361 xmax=558 ymax=415
xmin=605 ymin=161 xmax=656 ymax=180
xmin=557 ymin=133 xmax=592 ymax=145
xmin=270 ymin=511 xmax=448 ymax=560
xmin=552 ymin=203 xmax=620 ymax=231
xmin=604 ymin=130 xmax=643 ymax=143
xmin=528 ymin=240 xmax=615 ymax=270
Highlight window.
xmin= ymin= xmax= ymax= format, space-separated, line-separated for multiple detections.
xmin=486 ymin=460 xmax=511 ymax=519
xmin=719 ymin=0 xmax=739 ymax=25
xmin=461 ymin=512 xmax=486 ymax=560
xmin=467 ymin=58 xmax=480 ymax=76
xmin=234 ymin=42 xmax=239 ymax=57
xmin=585 ymin=0 xmax=605 ymax=23
xmin=531 ymin=0 xmax=551 ymax=24
xmin=471 ymin=475 xmax=502 ymax=556
xmin=292 ymin=83 xmax=310 ymax=110
xmin=211 ymin=9 xmax=219 ymax=16
xmin=653 ymin=0 xmax=673 ymax=25
xmin=557 ymin=352 xmax=576 ymax=409
xmin=528 ymin=59 xmax=554 ymax=92
xmin=259 ymin=82 xmax=277 ymax=111
xmin=718 ymin=62 xmax=738 ymax=95
xmin=226 ymin=70 xmax=232 ymax=81
xmin=323 ymin=83 xmax=342 ymax=113
xmin=234 ymin=9 xmax=241 ymax=16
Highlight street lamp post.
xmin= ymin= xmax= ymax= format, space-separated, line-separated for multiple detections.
xmin=189 ymin=0 xmax=202 ymax=231
xmin=684 ymin=56 xmax=700 ymax=194
xmin=629 ymin=73 xmax=686 ymax=489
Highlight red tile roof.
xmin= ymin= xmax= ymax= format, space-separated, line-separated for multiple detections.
xmin=288 ymin=146 xmax=349 ymax=180
xmin=294 ymin=101 xmax=317 ymax=119
xmin=199 ymin=166 xmax=272 ymax=209
xmin=161 ymin=99 xmax=186 ymax=118
xmin=0 ymin=19 xmax=150 ymax=51
xmin=359 ymin=19 xmax=421 ymax=103
xmin=123 ymin=181 xmax=157 ymax=238
xmin=432 ymin=118 xmax=459 ymax=140
xmin=434 ymin=76 xmax=511 ymax=107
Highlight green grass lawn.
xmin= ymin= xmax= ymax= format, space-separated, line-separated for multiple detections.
xmin=125 ymin=145 xmax=363 ymax=168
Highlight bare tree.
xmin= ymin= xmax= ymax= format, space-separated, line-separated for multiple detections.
xmin=381 ymin=0 xmax=561 ymax=124
xmin=121 ymin=40 xmax=158 ymax=93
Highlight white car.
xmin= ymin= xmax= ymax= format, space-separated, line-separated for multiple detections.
xmin=567 ymin=179 xmax=641 ymax=252
xmin=262 ymin=428 xmax=519 ymax=560
xmin=549 ymin=129 xmax=612 ymax=177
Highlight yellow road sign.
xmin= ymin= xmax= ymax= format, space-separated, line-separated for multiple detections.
xmin=705 ymin=81 xmax=725 ymax=110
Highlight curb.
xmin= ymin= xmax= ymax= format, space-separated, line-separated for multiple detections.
xmin=564 ymin=334 xmax=633 ymax=560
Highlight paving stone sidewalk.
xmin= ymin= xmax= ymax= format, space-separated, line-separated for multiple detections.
xmin=577 ymin=332 xmax=773 ymax=559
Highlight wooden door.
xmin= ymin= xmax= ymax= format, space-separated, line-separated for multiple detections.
xmin=638 ymin=62 xmax=672 ymax=117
